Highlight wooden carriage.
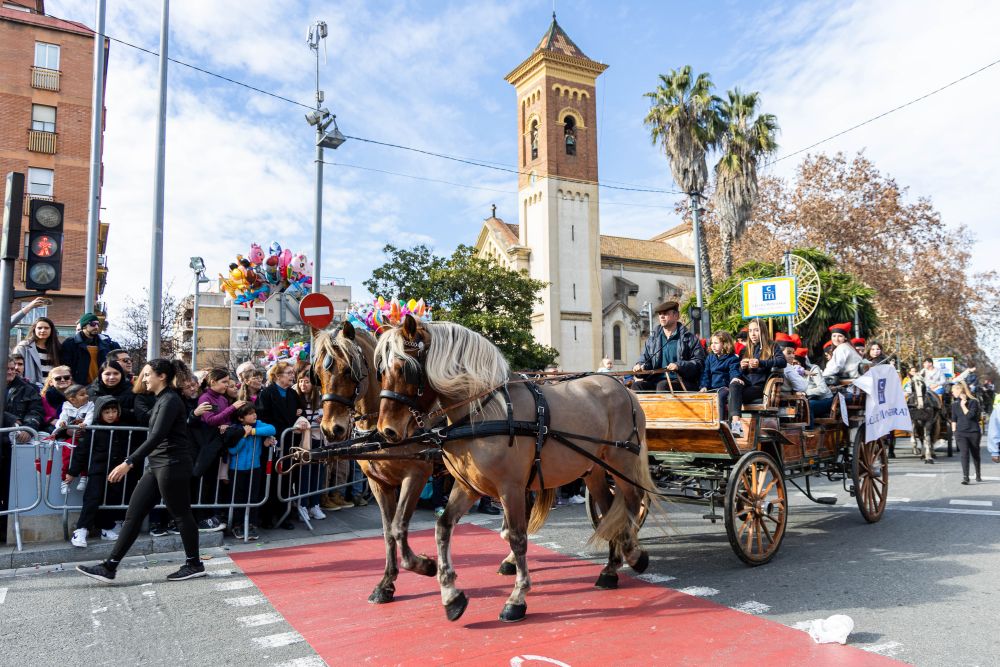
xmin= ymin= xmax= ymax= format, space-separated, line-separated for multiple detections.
xmin=586 ymin=375 xmax=891 ymax=566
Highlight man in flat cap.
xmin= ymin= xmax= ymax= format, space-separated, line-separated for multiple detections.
xmin=632 ymin=300 xmax=705 ymax=390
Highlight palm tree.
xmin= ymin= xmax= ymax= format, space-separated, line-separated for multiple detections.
xmin=713 ymin=89 xmax=779 ymax=278
xmin=644 ymin=66 xmax=720 ymax=302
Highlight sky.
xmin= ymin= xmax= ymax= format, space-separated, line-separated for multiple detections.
xmin=44 ymin=0 xmax=1000 ymax=338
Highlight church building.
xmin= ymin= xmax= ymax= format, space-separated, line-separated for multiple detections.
xmin=474 ymin=15 xmax=696 ymax=371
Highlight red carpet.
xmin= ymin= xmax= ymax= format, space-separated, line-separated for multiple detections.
xmin=232 ymin=524 xmax=902 ymax=666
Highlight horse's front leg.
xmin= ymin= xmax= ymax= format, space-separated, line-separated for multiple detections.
xmin=497 ymin=488 xmax=530 ymax=622
xmin=394 ymin=472 xmax=437 ymax=577
xmin=368 ymin=480 xmax=400 ymax=604
xmin=437 ymin=483 xmax=479 ymax=621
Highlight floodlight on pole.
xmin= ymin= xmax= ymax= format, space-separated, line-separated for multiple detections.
xmin=189 ymin=255 xmax=209 ymax=371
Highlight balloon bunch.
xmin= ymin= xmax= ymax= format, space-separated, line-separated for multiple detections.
xmin=263 ymin=339 xmax=310 ymax=367
xmin=345 ymin=297 xmax=433 ymax=335
xmin=218 ymin=242 xmax=314 ymax=307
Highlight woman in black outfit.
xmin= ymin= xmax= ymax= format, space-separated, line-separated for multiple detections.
xmin=950 ymin=381 xmax=983 ymax=485
xmin=76 ymin=359 xmax=204 ymax=583
xmin=255 ymin=360 xmax=303 ymax=529
xmin=87 ymin=360 xmax=137 ymax=423
xmin=727 ymin=319 xmax=786 ymax=437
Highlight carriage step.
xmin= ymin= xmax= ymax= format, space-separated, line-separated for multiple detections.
xmin=702 ymin=513 xmax=722 ymax=523
xmin=814 ymin=496 xmax=838 ymax=505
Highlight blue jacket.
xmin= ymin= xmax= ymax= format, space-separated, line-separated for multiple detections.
xmin=228 ymin=420 xmax=276 ymax=471
xmin=701 ymin=353 xmax=742 ymax=390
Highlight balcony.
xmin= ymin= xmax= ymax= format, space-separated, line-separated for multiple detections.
xmin=27 ymin=130 xmax=57 ymax=154
xmin=31 ymin=66 xmax=60 ymax=91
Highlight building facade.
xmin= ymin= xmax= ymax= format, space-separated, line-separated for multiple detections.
xmin=476 ymin=17 xmax=695 ymax=371
xmin=0 ymin=0 xmax=109 ymax=337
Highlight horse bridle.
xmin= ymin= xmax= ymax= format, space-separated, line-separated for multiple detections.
xmin=376 ymin=339 xmax=431 ymax=428
xmin=320 ymin=343 xmax=370 ymax=428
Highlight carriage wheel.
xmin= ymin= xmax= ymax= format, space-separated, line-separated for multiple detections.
xmin=724 ymin=451 xmax=787 ymax=566
xmin=584 ymin=473 xmax=649 ymax=530
xmin=851 ymin=428 xmax=889 ymax=523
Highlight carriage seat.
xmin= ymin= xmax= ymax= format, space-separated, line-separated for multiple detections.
xmin=741 ymin=375 xmax=784 ymax=413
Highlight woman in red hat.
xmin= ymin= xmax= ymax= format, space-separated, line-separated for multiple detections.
xmin=822 ymin=322 xmax=863 ymax=382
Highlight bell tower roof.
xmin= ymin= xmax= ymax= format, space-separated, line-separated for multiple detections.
xmin=534 ymin=13 xmax=589 ymax=60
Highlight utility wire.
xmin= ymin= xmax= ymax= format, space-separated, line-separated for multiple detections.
xmin=768 ymin=55 xmax=1000 ymax=165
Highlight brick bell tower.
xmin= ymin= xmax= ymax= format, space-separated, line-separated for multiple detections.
xmin=505 ymin=14 xmax=607 ymax=371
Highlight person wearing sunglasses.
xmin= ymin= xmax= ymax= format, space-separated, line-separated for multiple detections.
xmin=39 ymin=365 xmax=75 ymax=430
xmin=59 ymin=313 xmax=121 ymax=386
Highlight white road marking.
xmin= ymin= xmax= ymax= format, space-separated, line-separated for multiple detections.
xmin=275 ymin=657 xmax=326 ymax=667
xmin=949 ymin=499 xmax=993 ymax=507
xmin=205 ymin=556 xmax=234 ymax=565
xmin=905 ymin=473 xmax=937 ymax=477
xmin=207 ymin=569 xmax=234 ymax=578
xmin=733 ymin=600 xmax=771 ymax=614
xmin=890 ymin=506 xmax=1000 ymax=517
xmin=979 ymin=476 xmax=1000 ymax=481
xmin=637 ymin=573 xmax=677 ymax=584
xmin=252 ymin=631 xmax=304 ymax=648
xmin=536 ymin=542 xmax=562 ymax=549
xmin=142 ymin=590 xmax=156 ymax=597
xmin=863 ymin=641 xmax=904 ymax=657
xmin=677 ymin=586 xmax=719 ymax=597
xmin=0 ymin=587 xmax=7 ymax=605
xmin=886 ymin=497 xmax=910 ymax=502
xmin=236 ymin=612 xmax=282 ymax=628
xmin=223 ymin=595 xmax=266 ymax=607
xmin=214 ymin=579 xmax=254 ymax=591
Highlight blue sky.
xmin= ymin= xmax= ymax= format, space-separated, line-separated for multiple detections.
xmin=46 ymin=0 xmax=1000 ymax=345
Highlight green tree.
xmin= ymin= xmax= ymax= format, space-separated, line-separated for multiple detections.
xmin=644 ymin=65 xmax=720 ymax=292
xmin=363 ymin=244 xmax=559 ymax=370
xmin=713 ymin=88 xmax=779 ymax=278
xmin=686 ymin=248 xmax=877 ymax=354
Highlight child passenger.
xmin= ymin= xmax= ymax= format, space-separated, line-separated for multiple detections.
xmin=55 ymin=384 xmax=95 ymax=495
xmin=699 ymin=332 xmax=742 ymax=422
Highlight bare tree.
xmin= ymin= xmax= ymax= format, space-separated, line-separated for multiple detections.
xmin=112 ymin=285 xmax=180 ymax=367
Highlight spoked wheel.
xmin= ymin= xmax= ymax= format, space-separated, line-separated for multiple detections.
xmin=851 ymin=427 xmax=889 ymax=523
xmin=585 ymin=473 xmax=649 ymax=530
xmin=724 ymin=451 xmax=787 ymax=566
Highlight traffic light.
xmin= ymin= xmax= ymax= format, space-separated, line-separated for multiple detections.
xmin=25 ymin=199 xmax=63 ymax=291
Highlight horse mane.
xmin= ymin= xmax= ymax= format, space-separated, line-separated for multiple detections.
xmin=375 ymin=321 xmax=510 ymax=399
xmin=316 ymin=327 xmax=374 ymax=381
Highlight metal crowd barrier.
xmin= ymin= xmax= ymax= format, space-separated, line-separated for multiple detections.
xmin=44 ymin=425 xmax=273 ymax=544
xmin=275 ymin=426 xmax=369 ymax=531
xmin=0 ymin=426 xmax=43 ymax=551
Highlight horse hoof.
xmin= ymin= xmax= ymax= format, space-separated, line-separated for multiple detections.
xmin=595 ymin=573 xmax=619 ymax=589
xmin=368 ymin=588 xmax=394 ymax=604
xmin=630 ymin=551 xmax=650 ymax=574
xmin=444 ymin=592 xmax=469 ymax=622
xmin=497 ymin=561 xmax=517 ymax=576
xmin=414 ymin=556 xmax=437 ymax=577
xmin=499 ymin=603 xmax=527 ymax=623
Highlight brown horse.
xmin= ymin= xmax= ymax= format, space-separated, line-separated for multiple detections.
xmin=315 ymin=323 xmax=437 ymax=604
xmin=376 ymin=315 xmax=654 ymax=623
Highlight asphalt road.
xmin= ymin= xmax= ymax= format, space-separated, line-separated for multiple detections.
xmin=2 ymin=439 xmax=997 ymax=666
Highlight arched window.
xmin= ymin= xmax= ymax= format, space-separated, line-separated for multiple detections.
xmin=529 ymin=120 xmax=539 ymax=160
xmin=612 ymin=324 xmax=622 ymax=361
xmin=564 ymin=116 xmax=576 ymax=156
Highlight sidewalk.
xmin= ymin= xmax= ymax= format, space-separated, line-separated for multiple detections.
xmin=0 ymin=502 xmax=510 ymax=570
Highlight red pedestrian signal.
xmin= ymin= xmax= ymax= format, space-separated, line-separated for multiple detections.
xmin=25 ymin=199 xmax=63 ymax=291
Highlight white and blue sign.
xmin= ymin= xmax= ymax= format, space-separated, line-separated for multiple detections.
xmin=741 ymin=277 xmax=797 ymax=319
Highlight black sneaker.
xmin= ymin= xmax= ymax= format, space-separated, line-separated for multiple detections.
xmin=247 ymin=525 xmax=259 ymax=541
xmin=149 ymin=524 xmax=168 ymax=538
xmin=166 ymin=562 xmax=206 ymax=581
xmin=232 ymin=525 xmax=245 ymax=540
xmin=166 ymin=521 xmax=180 ymax=535
xmin=77 ymin=562 xmax=116 ymax=584
xmin=197 ymin=518 xmax=224 ymax=533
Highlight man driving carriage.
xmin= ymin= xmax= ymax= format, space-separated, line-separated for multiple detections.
xmin=631 ymin=300 xmax=705 ymax=391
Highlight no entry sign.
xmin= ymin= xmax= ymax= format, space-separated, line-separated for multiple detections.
xmin=298 ymin=292 xmax=334 ymax=329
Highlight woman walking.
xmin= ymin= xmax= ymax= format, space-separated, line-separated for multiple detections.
xmin=13 ymin=316 xmax=61 ymax=389
xmin=951 ymin=381 xmax=983 ymax=485
xmin=76 ymin=359 xmax=205 ymax=583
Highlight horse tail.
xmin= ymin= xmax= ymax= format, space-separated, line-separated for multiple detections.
xmin=527 ymin=488 xmax=555 ymax=535
xmin=592 ymin=439 xmax=656 ymax=545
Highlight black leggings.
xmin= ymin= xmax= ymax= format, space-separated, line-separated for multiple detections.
xmin=728 ymin=382 xmax=765 ymax=419
xmin=109 ymin=464 xmax=199 ymax=563
xmin=956 ymin=432 xmax=982 ymax=480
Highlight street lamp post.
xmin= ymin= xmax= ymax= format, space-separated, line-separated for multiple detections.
xmin=189 ymin=257 xmax=209 ymax=372
xmin=306 ymin=21 xmax=346 ymax=295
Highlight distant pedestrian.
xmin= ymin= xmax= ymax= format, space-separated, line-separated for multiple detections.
xmin=59 ymin=313 xmax=120 ymax=385
xmin=950 ymin=381 xmax=982 ymax=484
xmin=76 ymin=359 xmax=205 ymax=584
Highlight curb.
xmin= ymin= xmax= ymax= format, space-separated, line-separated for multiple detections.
xmin=2 ymin=531 xmax=225 ymax=569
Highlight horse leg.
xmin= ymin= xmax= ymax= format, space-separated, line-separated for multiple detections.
xmin=497 ymin=488 xmax=530 ymax=622
xmin=436 ymin=483 xmax=478 ymax=621
xmin=612 ymin=474 xmax=649 ymax=575
xmin=368 ymin=480 xmax=400 ymax=604
xmin=497 ymin=513 xmax=517 ymax=576
xmin=394 ymin=473 xmax=437 ymax=577
xmin=584 ymin=471 xmax=621 ymax=589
